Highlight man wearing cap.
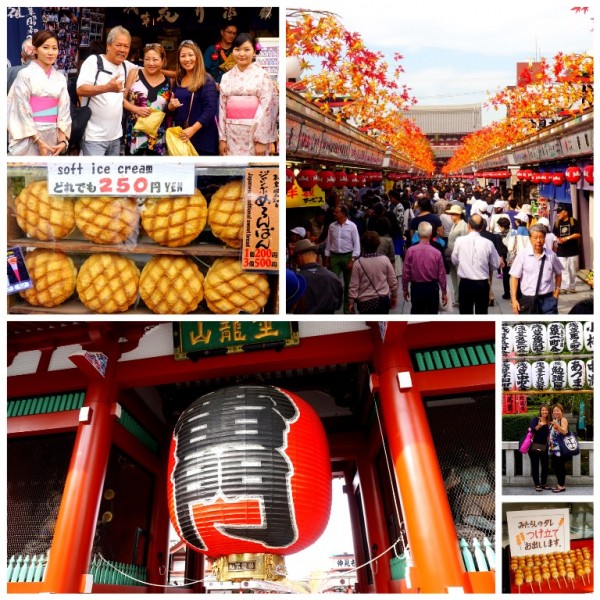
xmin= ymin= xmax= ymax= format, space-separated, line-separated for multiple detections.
xmin=552 ymin=204 xmax=581 ymax=293
xmin=446 ymin=204 xmax=468 ymax=306
xmin=488 ymin=199 xmax=508 ymax=233
xmin=510 ymin=224 xmax=562 ymax=314
xmin=451 ymin=214 xmax=500 ymax=314
xmin=292 ymin=239 xmax=343 ymax=314
xmin=325 ymin=204 xmax=361 ymax=313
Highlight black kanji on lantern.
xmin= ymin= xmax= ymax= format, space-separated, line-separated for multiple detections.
xmin=171 ymin=386 xmax=300 ymax=551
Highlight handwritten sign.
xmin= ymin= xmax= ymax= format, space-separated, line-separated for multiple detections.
xmin=47 ymin=161 xmax=195 ymax=196
xmin=286 ymin=180 xmax=326 ymax=209
xmin=242 ymin=167 xmax=279 ymax=272
xmin=174 ymin=321 xmax=298 ymax=359
xmin=507 ymin=508 xmax=570 ymax=556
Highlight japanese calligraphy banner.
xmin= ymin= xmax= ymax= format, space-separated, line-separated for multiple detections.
xmin=507 ymin=508 xmax=570 ymax=556
xmin=174 ymin=321 xmax=299 ymax=358
xmin=47 ymin=161 xmax=196 ymax=196
xmin=242 ymin=167 xmax=279 ymax=272
xmin=286 ymin=181 xmax=326 ymax=209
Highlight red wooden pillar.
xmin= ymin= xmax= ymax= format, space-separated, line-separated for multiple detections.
xmin=43 ymin=349 xmax=120 ymax=593
xmin=356 ymin=454 xmax=391 ymax=593
xmin=343 ymin=470 xmax=367 ymax=593
xmin=369 ymin=323 xmax=471 ymax=593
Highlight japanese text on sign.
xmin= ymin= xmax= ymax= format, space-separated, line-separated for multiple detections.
xmin=175 ymin=321 xmax=298 ymax=357
xmin=47 ymin=162 xmax=195 ymax=196
xmin=507 ymin=508 xmax=570 ymax=556
xmin=242 ymin=167 xmax=279 ymax=272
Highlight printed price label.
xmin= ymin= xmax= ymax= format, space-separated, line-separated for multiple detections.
xmin=47 ymin=161 xmax=195 ymax=196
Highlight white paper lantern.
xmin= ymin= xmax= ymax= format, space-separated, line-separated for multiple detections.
xmin=549 ymin=360 xmax=567 ymax=390
xmin=513 ymin=324 xmax=530 ymax=355
xmin=568 ymin=360 xmax=585 ymax=390
xmin=515 ymin=361 xmax=532 ymax=390
xmin=547 ymin=323 xmax=565 ymax=353
xmin=501 ymin=325 xmax=514 ymax=356
xmin=587 ymin=359 xmax=593 ymax=388
xmin=566 ymin=322 xmax=584 ymax=353
xmin=531 ymin=361 xmax=550 ymax=390
xmin=584 ymin=322 xmax=594 ymax=352
xmin=501 ymin=362 xmax=515 ymax=391
xmin=529 ymin=323 xmax=547 ymax=354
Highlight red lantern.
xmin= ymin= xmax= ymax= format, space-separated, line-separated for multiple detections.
xmin=516 ymin=169 xmax=528 ymax=181
xmin=371 ymin=171 xmax=383 ymax=182
xmin=565 ymin=166 xmax=582 ymax=184
xmin=583 ymin=164 xmax=593 ymax=184
xmin=497 ymin=170 xmax=511 ymax=179
xmin=552 ymin=172 xmax=565 ymax=186
xmin=286 ymin=168 xmax=295 ymax=192
xmin=168 ymin=385 xmax=332 ymax=558
xmin=348 ymin=172 xmax=359 ymax=186
xmin=540 ymin=172 xmax=553 ymax=184
xmin=334 ymin=170 xmax=349 ymax=188
xmin=296 ymin=169 xmax=318 ymax=190
xmin=316 ymin=170 xmax=336 ymax=190
xmin=522 ymin=169 xmax=534 ymax=181
xmin=532 ymin=172 xmax=543 ymax=184
xmin=356 ymin=174 xmax=367 ymax=187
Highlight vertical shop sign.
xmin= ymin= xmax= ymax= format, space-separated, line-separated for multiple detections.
xmin=242 ymin=167 xmax=279 ymax=272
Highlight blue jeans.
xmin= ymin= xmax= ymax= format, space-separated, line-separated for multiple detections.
xmin=80 ymin=138 xmax=121 ymax=156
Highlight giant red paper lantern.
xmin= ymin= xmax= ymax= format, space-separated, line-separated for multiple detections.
xmin=316 ymin=170 xmax=336 ymax=190
xmin=532 ymin=172 xmax=544 ymax=184
xmin=540 ymin=172 xmax=553 ymax=184
xmin=565 ymin=166 xmax=582 ymax=184
xmin=168 ymin=385 xmax=331 ymax=558
xmin=286 ymin=168 xmax=295 ymax=192
xmin=516 ymin=169 xmax=529 ymax=181
xmin=552 ymin=172 xmax=565 ymax=186
xmin=296 ymin=169 xmax=318 ymax=190
xmin=348 ymin=172 xmax=359 ymax=186
xmin=334 ymin=170 xmax=349 ymax=188
xmin=583 ymin=164 xmax=593 ymax=184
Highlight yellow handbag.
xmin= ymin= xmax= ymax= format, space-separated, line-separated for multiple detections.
xmin=165 ymin=126 xmax=198 ymax=156
xmin=133 ymin=108 xmax=166 ymax=138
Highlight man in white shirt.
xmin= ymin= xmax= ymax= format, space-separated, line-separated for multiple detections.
xmin=324 ymin=204 xmax=361 ymax=313
xmin=76 ymin=26 xmax=131 ymax=155
xmin=451 ymin=214 xmax=500 ymax=314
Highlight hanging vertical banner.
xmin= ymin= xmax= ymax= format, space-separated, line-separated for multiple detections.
xmin=242 ymin=167 xmax=279 ymax=272
xmin=7 ymin=7 xmax=42 ymax=67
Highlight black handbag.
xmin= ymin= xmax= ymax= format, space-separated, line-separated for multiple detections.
xmin=557 ymin=430 xmax=580 ymax=457
xmin=518 ymin=255 xmax=546 ymax=314
xmin=69 ymin=103 xmax=92 ymax=147
xmin=530 ymin=442 xmax=547 ymax=453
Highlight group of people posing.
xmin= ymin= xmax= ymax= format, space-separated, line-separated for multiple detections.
xmin=7 ymin=23 xmax=278 ymax=156
xmin=287 ymin=179 xmax=583 ymax=315
xmin=525 ymin=403 xmax=573 ymax=494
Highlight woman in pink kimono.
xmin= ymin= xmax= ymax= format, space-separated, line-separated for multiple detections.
xmin=218 ymin=33 xmax=278 ymax=156
xmin=7 ymin=30 xmax=71 ymax=156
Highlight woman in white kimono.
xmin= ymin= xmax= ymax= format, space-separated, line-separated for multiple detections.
xmin=7 ymin=30 xmax=71 ymax=156
xmin=218 ymin=33 xmax=278 ymax=156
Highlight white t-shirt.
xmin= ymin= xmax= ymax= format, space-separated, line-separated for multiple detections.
xmin=76 ymin=54 xmax=127 ymax=142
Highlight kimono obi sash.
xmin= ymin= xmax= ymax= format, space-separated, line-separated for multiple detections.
xmin=30 ymin=96 xmax=59 ymax=123
xmin=225 ymin=95 xmax=259 ymax=119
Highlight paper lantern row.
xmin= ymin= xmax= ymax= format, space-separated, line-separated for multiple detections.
xmin=502 ymin=322 xmax=594 ymax=356
xmin=502 ymin=359 xmax=593 ymax=391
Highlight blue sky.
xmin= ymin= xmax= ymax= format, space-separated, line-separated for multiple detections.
xmin=289 ymin=0 xmax=594 ymax=124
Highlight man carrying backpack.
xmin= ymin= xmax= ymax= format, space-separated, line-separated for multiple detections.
xmin=552 ymin=204 xmax=582 ymax=294
xmin=76 ymin=26 xmax=131 ymax=155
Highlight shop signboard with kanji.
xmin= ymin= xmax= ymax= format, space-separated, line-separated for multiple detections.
xmin=507 ymin=508 xmax=570 ymax=556
xmin=174 ymin=321 xmax=299 ymax=359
